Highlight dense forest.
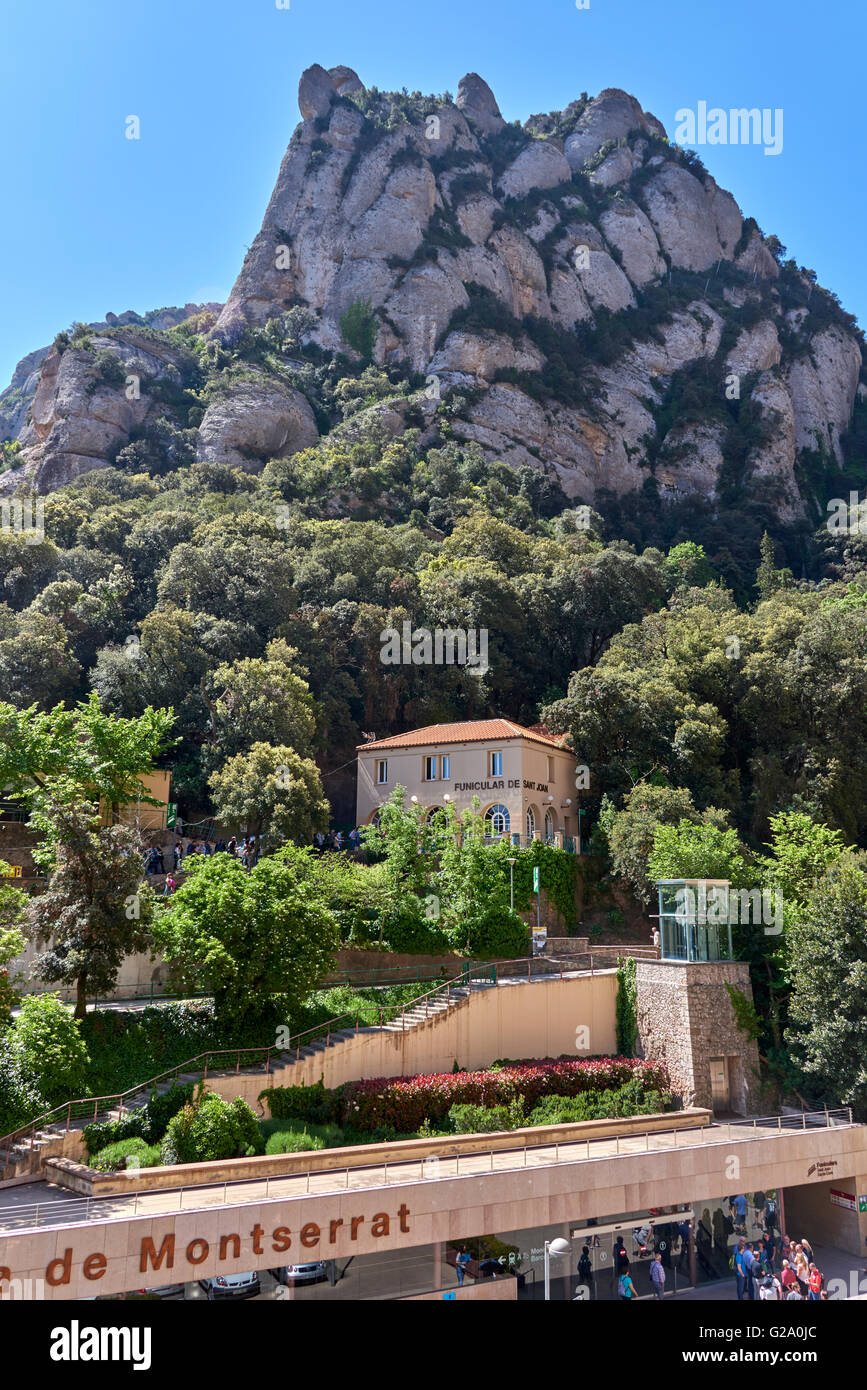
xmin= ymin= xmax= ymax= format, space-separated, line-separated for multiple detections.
xmin=1 ymin=307 xmax=867 ymax=843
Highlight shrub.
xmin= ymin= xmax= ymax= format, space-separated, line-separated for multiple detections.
xmin=82 ymin=1083 xmax=194 ymax=1158
xmin=90 ymin=1137 xmax=162 ymax=1173
xmin=528 ymin=1078 xmax=670 ymax=1125
xmin=337 ymin=1057 xmax=669 ymax=1133
xmin=259 ymin=1079 xmax=336 ymax=1125
xmin=160 ymin=1092 xmax=261 ymax=1165
xmin=9 ymin=994 xmax=90 ymax=1108
xmin=339 ymin=300 xmax=377 ymax=359
xmin=448 ymin=1098 xmax=526 ymax=1133
xmin=264 ymin=1128 xmax=325 ymax=1154
xmin=0 ymin=1043 xmax=45 ymax=1136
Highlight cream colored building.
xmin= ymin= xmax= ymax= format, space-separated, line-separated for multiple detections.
xmin=356 ymin=719 xmax=579 ymax=844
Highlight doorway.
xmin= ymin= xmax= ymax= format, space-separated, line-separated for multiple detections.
xmin=709 ymin=1056 xmax=730 ymax=1112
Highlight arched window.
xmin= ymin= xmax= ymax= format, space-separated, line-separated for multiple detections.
xmin=544 ymin=810 xmax=555 ymax=842
xmin=526 ymin=807 xmax=536 ymax=839
xmin=485 ymin=804 xmax=510 ymax=837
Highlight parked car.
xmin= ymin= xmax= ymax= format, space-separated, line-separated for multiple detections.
xmin=271 ymin=1262 xmax=328 ymax=1285
xmin=199 ymin=1272 xmax=260 ymax=1300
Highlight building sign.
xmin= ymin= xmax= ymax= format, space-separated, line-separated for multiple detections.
xmin=4 ymin=1205 xmax=412 ymax=1288
xmin=807 ymin=1160 xmax=838 ymax=1179
xmin=858 ymin=1195 xmax=867 ymax=1214
xmin=830 ymin=1188 xmax=857 ymax=1211
xmin=454 ymin=781 xmax=504 ymax=792
xmin=522 ymin=781 xmax=549 ymax=792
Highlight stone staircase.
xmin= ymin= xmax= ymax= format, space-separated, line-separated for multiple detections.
xmin=0 ymin=976 xmax=496 ymax=1179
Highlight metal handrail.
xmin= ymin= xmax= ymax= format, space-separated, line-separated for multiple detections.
xmin=0 ymin=952 xmax=614 ymax=1172
xmin=0 ymin=960 xmax=517 ymax=1167
xmin=0 ymin=1107 xmax=854 ymax=1234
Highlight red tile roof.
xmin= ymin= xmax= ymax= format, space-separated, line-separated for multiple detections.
xmin=357 ymin=719 xmax=568 ymax=752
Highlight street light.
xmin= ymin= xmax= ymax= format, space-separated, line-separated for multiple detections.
xmin=507 ymin=856 xmax=516 ymax=911
xmin=544 ymin=1237 xmax=571 ymax=1300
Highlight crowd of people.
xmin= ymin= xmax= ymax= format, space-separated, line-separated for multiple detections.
xmin=312 ymin=828 xmax=362 ymax=854
xmin=734 ymin=1232 xmax=826 ymax=1301
xmin=143 ymin=834 xmax=264 ymax=894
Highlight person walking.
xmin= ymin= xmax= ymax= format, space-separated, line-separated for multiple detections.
xmin=807 ymin=1263 xmax=823 ymax=1300
xmin=577 ymin=1245 xmax=593 ymax=1287
xmin=731 ymin=1194 xmax=748 ymax=1234
xmin=163 ymin=874 xmax=176 ymax=896
xmin=618 ymin=1263 xmax=637 ymax=1302
xmin=455 ymin=1248 xmax=471 ymax=1287
xmin=650 ymin=1253 xmax=666 ymax=1301
xmin=349 ymin=826 xmax=361 ymax=853
xmin=614 ymin=1238 xmax=629 ymax=1277
xmin=763 ymin=1194 xmax=779 ymax=1234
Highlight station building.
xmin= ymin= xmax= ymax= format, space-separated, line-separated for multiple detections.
xmin=356 ymin=719 xmax=580 ymax=845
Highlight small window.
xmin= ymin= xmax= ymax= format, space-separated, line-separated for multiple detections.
xmin=489 ymin=751 xmax=503 ymax=777
xmin=526 ymin=807 xmax=536 ymax=839
xmin=546 ymin=755 xmax=554 ymax=782
xmin=423 ymin=756 xmax=438 ymax=781
xmin=441 ymin=755 xmax=450 ymax=780
xmin=376 ymin=760 xmax=388 ymax=785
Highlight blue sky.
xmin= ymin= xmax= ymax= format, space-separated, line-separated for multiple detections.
xmin=1 ymin=0 xmax=864 ymax=386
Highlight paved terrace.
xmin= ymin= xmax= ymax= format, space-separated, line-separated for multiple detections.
xmin=0 ymin=1112 xmax=851 ymax=1234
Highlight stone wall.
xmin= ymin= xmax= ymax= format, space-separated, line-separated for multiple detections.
xmin=634 ymin=959 xmax=761 ymax=1115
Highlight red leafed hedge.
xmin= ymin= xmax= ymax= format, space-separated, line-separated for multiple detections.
xmin=337 ymin=1057 xmax=669 ymax=1132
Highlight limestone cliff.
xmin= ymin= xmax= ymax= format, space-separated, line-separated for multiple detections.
xmin=2 ymin=69 xmax=863 ymax=523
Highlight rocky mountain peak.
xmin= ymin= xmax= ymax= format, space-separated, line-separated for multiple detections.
xmin=2 ymin=68 xmax=863 ymax=526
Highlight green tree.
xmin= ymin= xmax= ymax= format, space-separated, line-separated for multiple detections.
xmin=0 ymin=694 xmax=175 ymax=824
xmin=207 ymin=742 xmax=329 ymax=848
xmin=608 ymin=783 xmax=705 ymax=902
xmin=755 ymin=530 xmax=784 ymax=601
xmin=27 ymin=802 xmax=154 ymax=1018
xmin=648 ymin=820 xmax=752 ymax=888
xmin=202 ymin=639 xmax=317 ymax=773
xmin=9 ymin=993 xmax=90 ymax=1108
xmin=786 ymin=858 xmax=867 ymax=1117
xmin=0 ymin=862 xmax=27 ymax=1025
xmin=152 ymin=849 xmax=338 ymax=1030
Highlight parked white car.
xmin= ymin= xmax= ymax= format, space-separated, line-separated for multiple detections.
xmin=199 ymin=1272 xmax=260 ymax=1300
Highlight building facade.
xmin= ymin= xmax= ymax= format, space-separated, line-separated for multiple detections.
xmin=356 ymin=719 xmax=579 ymax=844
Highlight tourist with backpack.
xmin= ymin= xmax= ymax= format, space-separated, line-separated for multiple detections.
xmin=618 ymin=1264 xmax=637 ymax=1302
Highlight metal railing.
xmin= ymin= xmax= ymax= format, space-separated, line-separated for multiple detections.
xmin=0 ymin=954 xmax=615 ymax=1176
xmin=0 ymin=1107 xmax=854 ymax=1234
xmin=0 ymin=963 xmax=492 ymax=1172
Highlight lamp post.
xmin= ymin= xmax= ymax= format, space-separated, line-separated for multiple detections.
xmin=507 ymin=857 xmax=516 ymax=912
xmin=544 ymin=1237 xmax=571 ymax=1301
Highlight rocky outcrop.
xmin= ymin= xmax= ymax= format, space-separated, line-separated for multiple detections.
xmin=564 ymin=88 xmax=664 ymax=171
xmin=14 ymin=333 xmax=188 ymax=493
xmin=4 ymin=66 xmax=863 ymax=518
xmin=641 ymin=165 xmax=742 ymax=272
xmin=455 ymin=73 xmax=504 ymax=134
xmin=196 ymin=377 xmax=318 ymax=471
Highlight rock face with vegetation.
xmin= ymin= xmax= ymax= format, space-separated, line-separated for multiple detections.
xmin=1 ymin=68 xmax=863 ymax=521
